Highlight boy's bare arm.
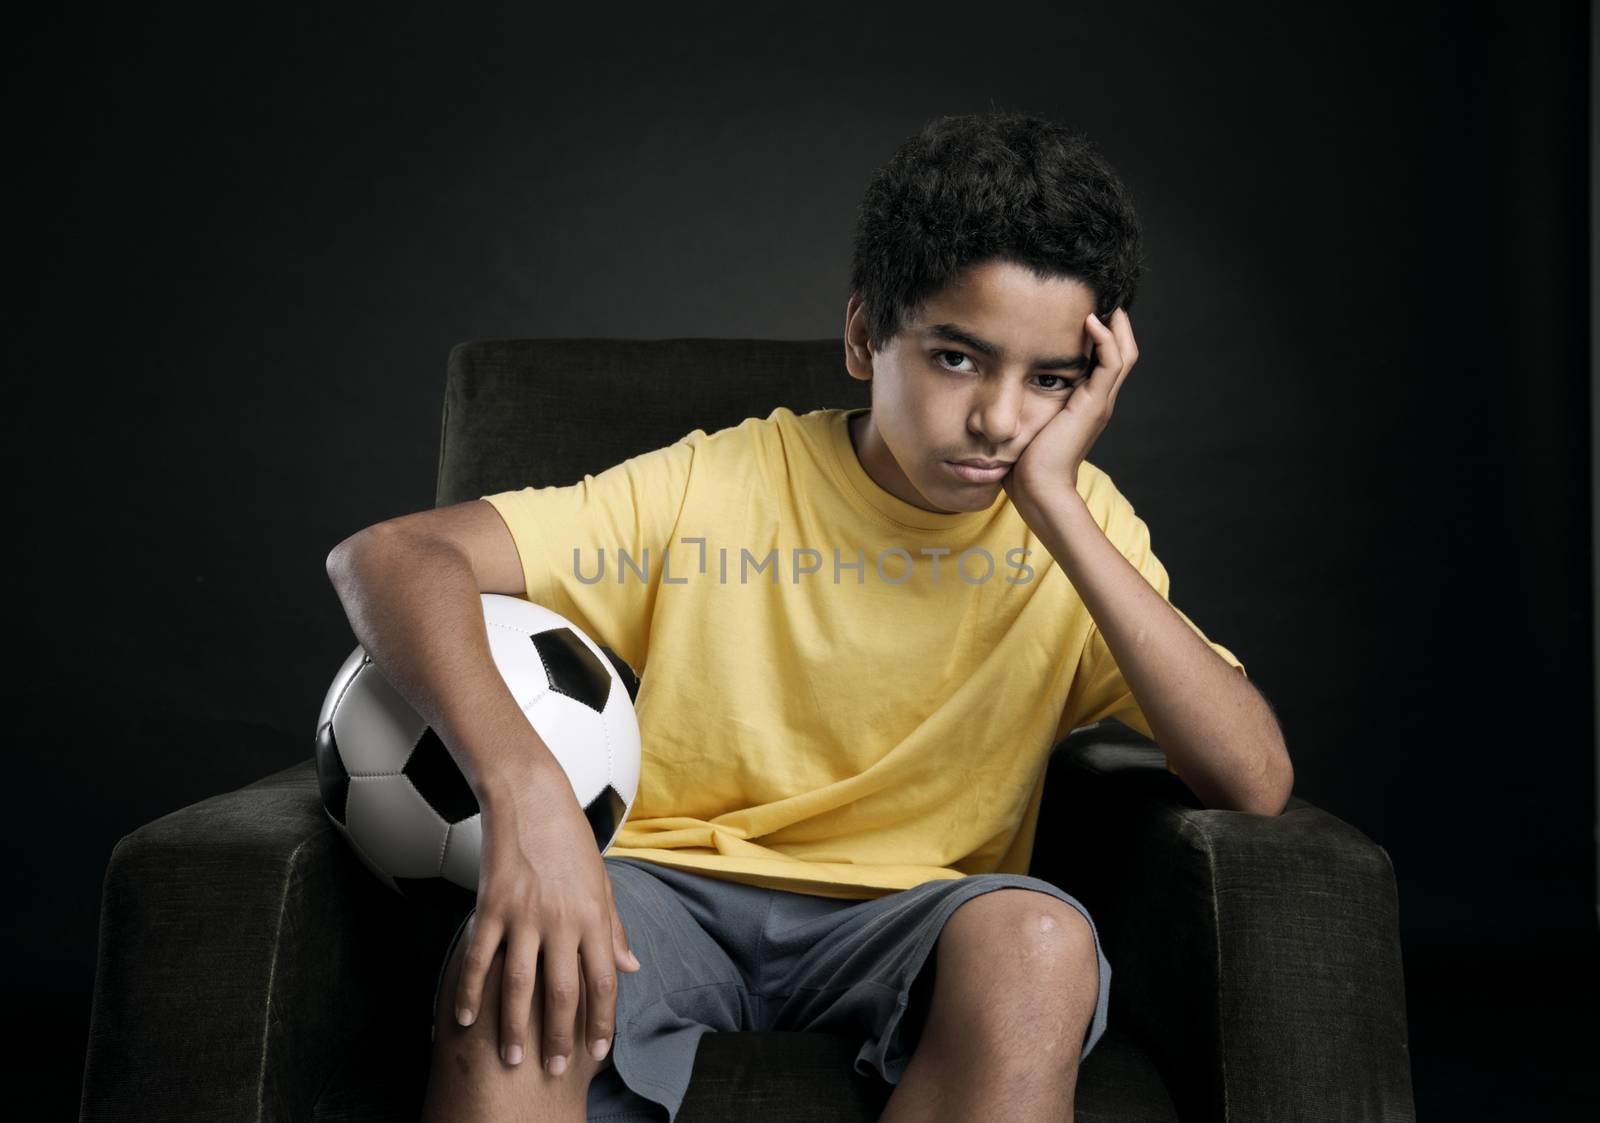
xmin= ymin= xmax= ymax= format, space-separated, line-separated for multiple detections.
xmin=323 ymin=501 xmax=565 ymax=810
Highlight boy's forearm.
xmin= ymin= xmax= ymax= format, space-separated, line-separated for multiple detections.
xmin=1025 ymin=490 xmax=1292 ymax=815
xmin=324 ymin=526 xmax=570 ymax=813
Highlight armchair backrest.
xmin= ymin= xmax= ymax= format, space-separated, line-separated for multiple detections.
xmin=435 ymin=337 xmax=870 ymax=506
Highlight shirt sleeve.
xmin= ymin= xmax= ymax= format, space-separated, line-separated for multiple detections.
xmin=1057 ymin=469 xmax=1247 ymax=774
xmin=478 ymin=429 xmax=705 ymax=676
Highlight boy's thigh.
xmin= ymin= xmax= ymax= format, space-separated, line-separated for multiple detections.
xmin=760 ymin=873 xmax=1113 ymax=1082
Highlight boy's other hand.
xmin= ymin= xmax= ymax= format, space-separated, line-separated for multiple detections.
xmin=1003 ymin=306 xmax=1139 ymax=521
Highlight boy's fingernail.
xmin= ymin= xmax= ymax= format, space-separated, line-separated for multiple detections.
xmin=592 ymin=1037 xmax=610 ymax=1060
xmin=547 ymin=1054 xmax=568 ymax=1075
xmin=504 ymin=1043 xmax=522 ymax=1065
xmin=457 ymin=1007 xmax=474 ymax=1026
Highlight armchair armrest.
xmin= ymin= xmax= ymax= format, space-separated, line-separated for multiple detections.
xmin=82 ymin=757 xmax=457 ymax=1122
xmin=1031 ymin=721 xmax=1416 ymax=1123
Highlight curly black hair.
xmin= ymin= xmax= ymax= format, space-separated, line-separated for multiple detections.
xmin=848 ymin=111 xmax=1144 ymax=353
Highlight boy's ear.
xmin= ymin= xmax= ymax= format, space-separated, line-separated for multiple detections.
xmin=843 ymin=341 xmax=873 ymax=383
xmin=843 ymin=295 xmax=876 ymax=380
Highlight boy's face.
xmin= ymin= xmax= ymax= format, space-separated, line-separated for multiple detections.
xmin=844 ymin=258 xmax=1098 ymax=515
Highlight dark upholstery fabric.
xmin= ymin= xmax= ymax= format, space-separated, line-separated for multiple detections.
xmin=80 ymin=760 xmax=465 ymax=1121
xmin=1037 ymin=723 xmax=1417 ymax=1122
xmin=82 ymin=338 xmax=1415 ymax=1121
xmin=433 ymin=337 xmax=869 ymax=506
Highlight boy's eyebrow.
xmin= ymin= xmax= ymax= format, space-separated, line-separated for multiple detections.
xmin=923 ymin=322 xmax=1092 ymax=371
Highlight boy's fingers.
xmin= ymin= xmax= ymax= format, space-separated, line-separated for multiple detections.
xmin=603 ymin=865 xmax=641 ymax=970
xmin=499 ymin=927 xmax=542 ymax=1067
xmin=579 ymin=931 xmax=619 ymax=1061
xmin=453 ymin=911 xmax=496 ymax=1026
xmin=610 ymin=899 xmax=640 ymax=969
xmin=540 ymin=936 xmax=581 ymax=1074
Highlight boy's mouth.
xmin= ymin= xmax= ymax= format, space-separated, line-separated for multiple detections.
xmin=945 ymin=459 xmax=1012 ymax=483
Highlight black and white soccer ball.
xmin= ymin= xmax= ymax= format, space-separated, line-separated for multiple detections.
xmin=314 ymin=593 xmax=643 ymax=913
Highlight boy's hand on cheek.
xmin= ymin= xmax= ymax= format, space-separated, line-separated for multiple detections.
xmin=1002 ymin=306 xmax=1138 ymax=523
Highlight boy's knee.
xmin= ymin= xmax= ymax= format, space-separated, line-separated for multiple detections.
xmin=423 ymin=936 xmax=611 ymax=1123
xmin=432 ymin=931 xmax=617 ymax=1077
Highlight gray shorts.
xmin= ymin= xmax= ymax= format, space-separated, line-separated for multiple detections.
xmin=433 ymin=856 xmax=1111 ymax=1123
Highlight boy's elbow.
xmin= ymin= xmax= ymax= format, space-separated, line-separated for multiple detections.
xmin=326 ymin=538 xmax=358 ymax=578
xmin=1251 ymin=755 xmax=1294 ymax=816
xmin=1210 ymin=750 xmax=1292 ymax=816
xmin=326 ymin=525 xmax=389 ymax=576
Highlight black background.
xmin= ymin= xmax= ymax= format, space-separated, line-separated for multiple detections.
xmin=14 ymin=1 xmax=1595 ymax=1118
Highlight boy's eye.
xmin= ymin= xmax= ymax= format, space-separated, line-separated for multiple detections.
xmin=934 ymin=350 xmax=1078 ymax=392
xmin=933 ymin=349 xmax=975 ymax=372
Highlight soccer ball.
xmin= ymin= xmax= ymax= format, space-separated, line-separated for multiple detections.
xmin=314 ymin=593 xmax=643 ymax=913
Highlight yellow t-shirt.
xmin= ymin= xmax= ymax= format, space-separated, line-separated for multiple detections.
xmin=480 ymin=406 xmax=1246 ymax=900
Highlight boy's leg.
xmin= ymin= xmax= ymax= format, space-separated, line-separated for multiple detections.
xmin=877 ymin=886 xmax=1101 ymax=1122
xmin=421 ymin=908 xmax=615 ymax=1123
xmin=762 ymin=873 xmax=1111 ymax=1123
xmin=423 ymin=857 xmax=756 ymax=1123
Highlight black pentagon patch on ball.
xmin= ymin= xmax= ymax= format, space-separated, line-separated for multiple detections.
xmin=531 ymin=627 xmax=612 ymax=712
xmin=394 ymin=875 xmax=478 ymax=917
xmin=583 ymin=784 xmax=627 ymax=849
xmin=315 ymin=720 xmax=350 ymax=824
xmin=404 ymin=727 xmax=481 ymax=823
xmin=600 ymin=645 xmax=641 ymax=704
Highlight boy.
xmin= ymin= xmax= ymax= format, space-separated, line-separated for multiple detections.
xmin=326 ymin=111 xmax=1291 ymax=1123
